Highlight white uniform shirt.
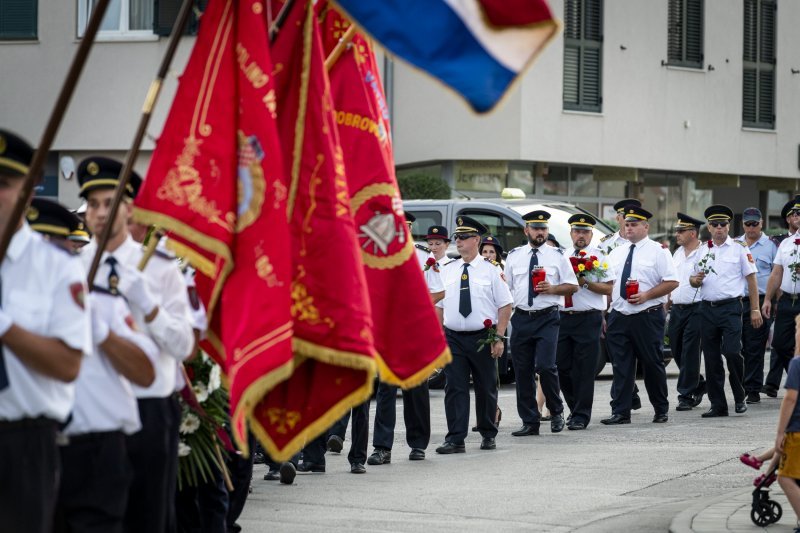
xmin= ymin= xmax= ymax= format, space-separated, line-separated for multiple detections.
xmin=82 ymin=236 xmax=194 ymax=398
xmin=773 ymin=233 xmax=800 ymax=295
xmin=560 ymin=245 xmax=612 ymax=312
xmin=505 ymin=244 xmax=579 ymax=311
xmin=692 ymin=237 xmax=757 ymax=300
xmin=416 ymin=247 xmax=444 ymax=293
xmin=608 ymin=238 xmax=678 ymax=315
xmin=0 ymin=224 xmax=91 ymax=422
xmin=671 ymin=244 xmax=703 ymax=305
xmin=66 ymin=292 xmax=159 ymax=436
xmin=599 ymin=231 xmax=629 ymax=257
xmin=437 ymin=256 xmax=513 ymax=331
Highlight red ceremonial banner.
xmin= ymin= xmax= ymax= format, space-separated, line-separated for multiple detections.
xmin=133 ymin=0 xmax=295 ymax=451
xmin=322 ymin=8 xmax=451 ymax=386
xmin=250 ymin=0 xmax=377 ymax=460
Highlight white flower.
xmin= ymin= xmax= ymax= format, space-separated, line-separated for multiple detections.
xmin=178 ymin=441 xmax=192 ymax=457
xmin=193 ymin=383 xmax=209 ymax=403
xmin=179 ymin=412 xmax=201 ymax=434
xmin=208 ymin=364 xmax=221 ymax=393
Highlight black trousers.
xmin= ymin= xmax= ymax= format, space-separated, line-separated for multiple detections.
xmin=607 ymin=308 xmax=669 ymax=416
xmin=124 ymin=396 xmax=181 ymax=533
xmin=510 ymin=309 xmax=563 ymax=425
xmin=556 ymin=310 xmax=602 ymax=425
xmin=302 ymin=434 xmax=327 ymax=465
xmin=372 ymin=381 xmax=430 ymax=451
xmin=329 ymin=399 xmax=370 ymax=465
xmin=443 ymin=328 xmax=498 ymax=444
xmin=225 ymin=432 xmax=255 ymax=533
xmin=668 ymin=303 xmax=703 ymax=402
xmin=701 ymin=299 xmax=745 ymax=410
xmin=175 ymin=465 xmax=228 ymax=533
xmin=55 ymin=431 xmax=131 ymax=533
xmin=766 ymin=295 xmax=800 ymax=390
xmin=742 ymin=295 xmax=774 ymax=393
xmin=0 ymin=418 xmax=60 ymax=533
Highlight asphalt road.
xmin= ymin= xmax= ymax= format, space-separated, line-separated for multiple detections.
xmin=238 ymin=364 xmax=782 ymax=532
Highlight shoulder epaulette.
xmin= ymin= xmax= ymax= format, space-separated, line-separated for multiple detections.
xmin=600 ymin=233 xmax=613 ymax=243
xmin=442 ymin=259 xmax=457 ymax=267
xmin=154 ymin=248 xmax=175 ymax=261
xmin=555 ymin=247 xmax=564 ymax=254
xmin=507 ymin=246 xmax=522 ymax=255
xmin=771 ymin=234 xmax=789 ymax=247
xmin=414 ymin=243 xmax=431 ymax=254
xmin=734 ymin=240 xmax=747 ymax=246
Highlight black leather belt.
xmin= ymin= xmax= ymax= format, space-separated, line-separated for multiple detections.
xmin=672 ymin=302 xmax=700 ymax=310
xmin=445 ymin=327 xmax=486 ymax=336
xmin=0 ymin=416 xmax=59 ymax=431
xmin=638 ymin=305 xmax=663 ymax=314
xmin=560 ymin=309 xmax=602 ymax=315
xmin=516 ymin=306 xmax=558 ymax=317
xmin=65 ymin=430 xmax=124 ymax=446
xmin=703 ymin=297 xmax=741 ymax=307
xmin=780 ymin=293 xmax=800 ymax=301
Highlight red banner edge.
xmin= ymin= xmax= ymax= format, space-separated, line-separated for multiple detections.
xmin=375 ymin=346 xmax=452 ymax=389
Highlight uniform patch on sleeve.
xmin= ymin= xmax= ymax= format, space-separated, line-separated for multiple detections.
xmin=747 ymin=253 xmax=754 ymax=263
xmin=124 ymin=315 xmax=138 ymax=331
xmin=70 ymin=282 xmax=85 ymax=309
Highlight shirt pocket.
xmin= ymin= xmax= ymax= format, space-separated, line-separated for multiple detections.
xmin=756 ymin=257 xmax=771 ymax=273
xmin=471 ymin=277 xmax=493 ymax=301
xmin=7 ymin=290 xmax=48 ymax=334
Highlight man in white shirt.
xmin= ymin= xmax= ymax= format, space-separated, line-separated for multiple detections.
xmin=556 ymin=214 xmax=613 ymax=430
xmin=598 ymin=198 xmax=640 ymax=256
xmin=0 ymin=129 xmax=91 ymax=533
xmin=668 ymin=213 xmax=706 ymax=411
xmin=434 ymin=216 xmax=512 ymax=453
xmin=78 ymin=156 xmax=194 ymax=533
xmin=601 ymin=206 xmax=678 ymax=425
xmin=505 ymin=210 xmax=578 ymax=435
xmin=690 ymin=205 xmax=760 ymax=418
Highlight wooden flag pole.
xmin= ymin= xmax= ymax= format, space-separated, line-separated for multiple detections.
xmin=0 ymin=0 xmax=112 ymax=264
xmin=269 ymin=0 xmax=295 ymax=42
xmin=324 ymin=24 xmax=357 ymax=71
xmin=86 ymin=0 xmax=196 ymax=289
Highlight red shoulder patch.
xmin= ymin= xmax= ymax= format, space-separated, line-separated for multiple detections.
xmin=747 ymin=253 xmax=754 ymax=263
xmin=70 ymin=283 xmax=85 ymax=309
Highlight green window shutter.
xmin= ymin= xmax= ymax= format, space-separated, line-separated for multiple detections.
xmin=0 ymin=0 xmax=37 ymax=40
xmin=685 ymin=0 xmax=704 ymax=65
xmin=758 ymin=69 xmax=775 ymax=125
xmin=667 ymin=0 xmax=703 ymax=68
xmin=742 ymin=0 xmax=776 ymax=129
xmin=153 ymin=0 xmax=204 ymax=37
xmin=667 ymin=0 xmax=683 ymax=63
xmin=742 ymin=68 xmax=757 ymax=124
xmin=563 ymin=0 xmax=602 ymax=112
xmin=759 ymin=0 xmax=776 ymax=64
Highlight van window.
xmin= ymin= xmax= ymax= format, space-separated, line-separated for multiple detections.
xmin=457 ymin=210 xmax=526 ymax=256
xmin=406 ymin=210 xmax=442 ymax=241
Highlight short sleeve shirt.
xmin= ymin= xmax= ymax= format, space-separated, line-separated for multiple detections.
xmin=416 ymin=248 xmax=443 ymax=293
xmin=560 ymin=245 xmax=613 ymax=312
xmin=734 ymin=234 xmax=775 ymax=295
xmin=608 ymin=238 xmax=678 ymax=315
xmin=774 ymin=233 xmax=800 ymax=295
xmin=784 ymin=357 xmax=800 ymax=432
xmin=438 ymin=256 xmax=513 ymax=331
xmin=505 ymin=244 xmax=579 ymax=311
xmin=692 ymin=237 xmax=757 ymax=300
xmin=671 ymin=245 xmax=703 ymax=305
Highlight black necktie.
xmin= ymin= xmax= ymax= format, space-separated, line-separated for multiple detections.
xmin=619 ymin=244 xmax=635 ymax=299
xmin=106 ymin=256 xmax=120 ymax=295
xmin=0 ymin=276 xmax=7 ymax=391
xmin=459 ymin=264 xmax=472 ymax=317
xmin=528 ymin=248 xmax=539 ymax=306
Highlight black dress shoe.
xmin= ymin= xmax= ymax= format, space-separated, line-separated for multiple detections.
xmin=763 ymin=385 xmax=778 ymax=398
xmin=631 ymin=395 xmax=642 ymax=410
xmin=691 ymin=391 xmax=705 ymax=407
xmin=409 ymin=448 xmax=425 ymax=461
xmin=263 ymin=467 xmax=280 ymax=481
xmin=567 ymin=420 xmax=586 ymax=430
xmin=350 ymin=463 xmax=366 ymax=474
xmin=279 ymin=462 xmax=297 ymax=484
xmin=540 ymin=415 xmax=552 ymax=421
xmin=511 ymin=424 xmax=540 ymax=436
xmin=480 ymin=437 xmax=496 ymax=450
xmin=600 ymin=414 xmax=631 ymax=425
xmin=550 ymin=413 xmax=565 ymax=433
xmin=746 ymin=392 xmax=761 ymax=404
xmin=471 ymin=425 xmax=479 ymax=432
xmin=735 ymin=402 xmax=747 ymax=413
xmin=296 ymin=461 xmax=325 ymax=473
xmin=367 ymin=448 xmax=391 ymax=465
xmin=701 ymin=408 xmax=728 ymax=418
xmin=435 ymin=442 xmax=465 ymax=454
xmin=652 ymin=413 xmax=668 ymax=423
xmin=327 ymin=434 xmax=344 ymax=453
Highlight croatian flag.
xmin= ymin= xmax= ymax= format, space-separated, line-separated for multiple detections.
xmin=334 ymin=0 xmax=560 ymax=113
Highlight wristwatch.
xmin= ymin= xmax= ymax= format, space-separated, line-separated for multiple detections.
xmin=581 ymin=280 xmax=589 ymax=289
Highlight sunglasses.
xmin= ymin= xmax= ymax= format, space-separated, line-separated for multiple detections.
xmin=453 ymin=234 xmax=478 ymax=240
xmin=709 ymin=222 xmax=729 ymax=228
xmin=790 ymin=210 xmax=800 ymax=217
xmin=743 ymin=221 xmax=760 ymax=227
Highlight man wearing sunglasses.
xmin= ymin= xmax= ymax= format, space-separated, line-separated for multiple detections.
xmin=763 ymin=197 xmax=800 ymax=397
xmin=434 ymin=216 xmax=512 ymax=454
xmin=769 ymin=197 xmax=800 ymax=249
xmin=737 ymin=208 xmax=777 ymax=405
xmin=690 ymin=205 xmax=761 ymax=418
xmin=668 ymin=213 xmax=707 ymax=411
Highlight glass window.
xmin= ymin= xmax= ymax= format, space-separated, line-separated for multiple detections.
xmin=507 ymin=165 xmax=534 ymax=195
xmin=78 ymin=0 xmax=154 ymax=37
xmin=598 ymin=179 xmax=625 ymax=197
xmin=667 ymin=0 xmax=704 ymax=68
xmin=542 ymin=165 xmax=569 ymax=196
xmin=569 ymin=167 xmax=596 ymax=197
xmin=457 ymin=209 xmax=527 ymax=256
xmin=454 ymin=161 xmax=505 ymax=194
xmin=405 ymin=210 xmax=442 ymax=242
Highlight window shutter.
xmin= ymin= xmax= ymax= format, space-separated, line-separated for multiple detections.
xmin=153 ymin=0 xmax=204 ymax=37
xmin=742 ymin=68 xmax=757 ymax=124
xmin=667 ymin=0 xmax=682 ymax=63
xmin=583 ymin=0 xmax=602 ymax=41
xmin=563 ymin=0 xmax=602 ymax=112
xmin=581 ymin=47 xmax=601 ymax=108
xmin=564 ymin=0 xmax=581 ymax=40
xmin=685 ymin=0 xmax=703 ymax=64
xmin=563 ymin=46 xmax=580 ymax=106
xmin=0 ymin=0 xmax=37 ymax=40
xmin=758 ymin=69 xmax=774 ymax=124
xmin=759 ymin=0 xmax=776 ymax=64
xmin=742 ymin=0 xmax=758 ymax=62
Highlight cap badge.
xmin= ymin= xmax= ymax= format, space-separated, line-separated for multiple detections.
xmin=87 ymin=162 xmax=100 ymax=176
xmin=538 ymin=215 xmax=543 ymax=219
xmin=26 ymin=206 xmax=38 ymax=221
xmin=0 ymin=135 xmax=6 ymax=155
xmin=432 ymin=228 xmax=438 ymax=233
xmin=580 ymin=218 xmax=585 ymax=223
xmin=457 ymin=217 xmax=463 ymax=226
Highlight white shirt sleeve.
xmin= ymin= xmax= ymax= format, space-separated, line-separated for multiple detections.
xmin=425 ymin=268 xmax=444 ymax=293
xmin=145 ymin=263 xmax=195 ymax=361
xmin=657 ymin=246 xmax=679 ymax=282
xmin=48 ymin=256 xmax=92 ymax=355
xmin=491 ymin=265 xmax=514 ymax=308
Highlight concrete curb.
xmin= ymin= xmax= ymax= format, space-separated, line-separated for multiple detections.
xmin=669 ymin=488 xmax=752 ymax=533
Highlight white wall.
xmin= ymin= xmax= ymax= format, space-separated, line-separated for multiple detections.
xmin=392 ymin=0 xmax=800 ymax=179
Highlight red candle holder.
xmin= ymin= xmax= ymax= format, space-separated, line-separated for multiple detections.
xmin=625 ymin=279 xmax=639 ymax=299
xmin=532 ymin=266 xmax=546 ymax=292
